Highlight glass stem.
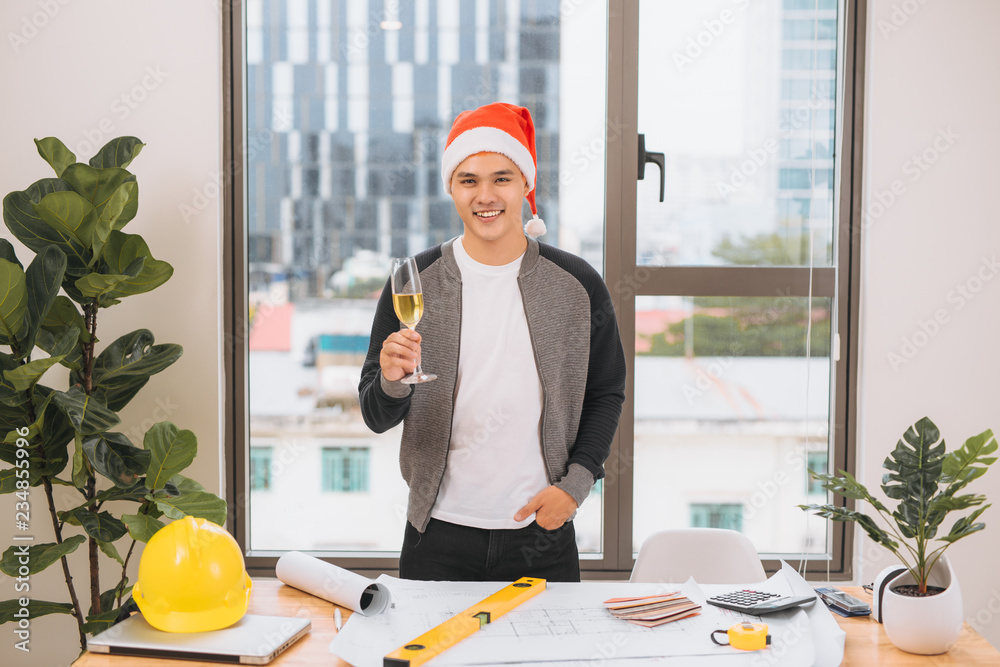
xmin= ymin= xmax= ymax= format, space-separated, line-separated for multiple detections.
xmin=409 ymin=326 xmax=423 ymax=375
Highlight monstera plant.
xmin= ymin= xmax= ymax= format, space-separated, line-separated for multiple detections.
xmin=800 ymin=416 xmax=996 ymax=594
xmin=0 ymin=136 xmax=226 ymax=653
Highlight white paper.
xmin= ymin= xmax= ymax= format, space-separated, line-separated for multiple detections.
xmin=275 ymin=551 xmax=391 ymax=615
xmin=777 ymin=561 xmax=846 ymax=667
xmin=329 ymin=574 xmax=824 ymax=667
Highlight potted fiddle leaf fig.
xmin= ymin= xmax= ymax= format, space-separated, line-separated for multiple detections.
xmin=800 ymin=416 xmax=996 ymax=655
xmin=0 ymin=136 xmax=226 ymax=654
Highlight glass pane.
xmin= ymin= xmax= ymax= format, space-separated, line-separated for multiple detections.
xmin=246 ymin=0 xmax=608 ymax=555
xmin=633 ymin=296 xmax=832 ymax=555
xmin=636 ymin=0 xmax=839 ymax=267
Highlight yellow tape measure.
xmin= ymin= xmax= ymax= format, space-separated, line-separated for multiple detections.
xmin=384 ymin=577 xmax=546 ymax=667
xmin=711 ymin=622 xmax=770 ymax=651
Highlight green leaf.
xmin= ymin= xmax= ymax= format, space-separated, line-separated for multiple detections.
xmin=938 ymin=504 xmax=991 ymax=544
xmin=144 ymin=422 xmax=197 ymax=491
xmin=34 ymin=325 xmax=82 ymax=373
xmin=89 ymin=137 xmax=145 ymax=170
xmin=799 ymin=503 xmax=900 ymax=551
xmin=0 ymin=258 xmax=28 ymax=346
xmin=41 ymin=295 xmax=87 ymax=335
xmin=5 ymin=326 xmax=75 ymax=393
xmin=809 ymin=469 xmax=890 ymax=513
xmin=95 ymin=581 xmax=132 ymax=617
xmin=0 ymin=468 xmax=18 ymax=494
xmin=82 ymin=607 xmax=122 ymax=635
xmin=33 ymin=190 xmax=99 ymax=249
xmin=6 ymin=357 xmax=63 ymax=392
xmin=82 ymin=432 xmax=151 ymax=487
xmin=882 ymin=416 xmax=946 ymax=502
xmin=97 ymin=539 xmax=124 ymax=565
xmin=96 ymin=181 xmax=136 ymax=236
xmin=0 ymin=239 xmax=22 ymax=269
xmin=96 ymin=231 xmax=173 ymax=303
xmin=122 ymin=513 xmax=165 ymax=543
xmin=21 ymin=244 xmax=67 ymax=354
xmin=71 ymin=433 xmax=88 ymax=488
xmin=74 ymin=262 xmax=143 ymax=300
xmin=0 ymin=535 xmax=86 ymax=576
xmin=35 ymin=387 xmax=73 ymax=475
xmin=65 ymin=508 xmax=128 ymax=543
xmin=34 ymin=137 xmax=77 ymax=177
xmin=51 ymin=386 xmax=120 ymax=435
xmin=94 ymin=479 xmax=148 ymax=504
xmin=170 ymin=474 xmax=205 ymax=495
xmin=2 ymin=179 xmax=90 ymax=275
xmin=91 ymin=329 xmax=182 ymax=411
xmin=154 ymin=491 xmax=228 ymax=526
xmin=0 ymin=599 xmax=74 ymax=624
xmin=59 ymin=163 xmax=137 ymax=232
xmin=942 ymin=429 xmax=998 ymax=491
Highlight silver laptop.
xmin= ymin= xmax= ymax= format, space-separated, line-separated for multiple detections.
xmin=87 ymin=613 xmax=311 ymax=665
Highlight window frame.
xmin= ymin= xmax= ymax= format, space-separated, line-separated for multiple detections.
xmin=222 ymin=0 xmax=867 ymax=579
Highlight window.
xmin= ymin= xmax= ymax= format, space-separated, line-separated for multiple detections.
xmin=321 ymin=447 xmax=370 ymax=493
xmin=249 ymin=447 xmax=272 ymax=491
xmin=225 ymin=0 xmax=865 ymax=578
xmin=690 ymin=504 xmax=744 ymax=532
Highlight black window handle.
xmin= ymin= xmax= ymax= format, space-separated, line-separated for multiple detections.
xmin=638 ymin=133 xmax=665 ymax=202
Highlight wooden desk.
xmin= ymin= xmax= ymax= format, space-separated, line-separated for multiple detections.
xmin=74 ymin=581 xmax=999 ymax=666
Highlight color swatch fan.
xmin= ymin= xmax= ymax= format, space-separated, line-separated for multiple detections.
xmin=603 ymin=592 xmax=702 ymax=627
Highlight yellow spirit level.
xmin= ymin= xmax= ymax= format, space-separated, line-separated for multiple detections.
xmin=384 ymin=577 xmax=546 ymax=667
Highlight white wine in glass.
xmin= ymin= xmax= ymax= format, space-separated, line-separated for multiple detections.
xmin=391 ymin=257 xmax=437 ymax=384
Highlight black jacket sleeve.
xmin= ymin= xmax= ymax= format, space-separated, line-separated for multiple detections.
xmin=568 ymin=270 xmax=627 ymax=480
xmin=358 ymin=277 xmax=413 ymax=433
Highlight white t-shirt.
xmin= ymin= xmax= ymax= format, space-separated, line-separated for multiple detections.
xmin=429 ymin=237 xmax=549 ymax=529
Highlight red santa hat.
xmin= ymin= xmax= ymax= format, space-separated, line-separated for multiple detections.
xmin=441 ymin=102 xmax=547 ymax=238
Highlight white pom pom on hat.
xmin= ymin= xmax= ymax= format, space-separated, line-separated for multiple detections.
xmin=442 ymin=102 xmax=547 ymax=238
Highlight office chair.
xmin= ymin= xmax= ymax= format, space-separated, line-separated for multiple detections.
xmin=630 ymin=528 xmax=767 ymax=584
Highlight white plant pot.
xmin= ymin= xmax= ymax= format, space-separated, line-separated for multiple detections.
xmin=881 ymin=554 xmax=963 ymax=655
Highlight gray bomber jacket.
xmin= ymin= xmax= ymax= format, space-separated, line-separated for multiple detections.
xmin=358 ymin=237 xmax=626 ymax=533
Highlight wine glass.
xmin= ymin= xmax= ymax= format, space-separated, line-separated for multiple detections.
xmin=391 ymin=257 xmax=437 ymax=384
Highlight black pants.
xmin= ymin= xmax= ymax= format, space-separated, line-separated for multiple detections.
xmin=399 ymin=518 xmax=581 ymax=582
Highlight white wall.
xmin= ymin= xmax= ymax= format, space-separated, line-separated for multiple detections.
xmin=859 ymin=0 xmax=1000 ymax=650
xmin=0 ymin=2 xmax=222 ymax=665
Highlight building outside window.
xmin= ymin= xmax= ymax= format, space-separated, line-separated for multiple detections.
xmin=232 ymin=0 xmax=863 ymax=575
xmin=690 ymin=503 xmax=744 ymax=532
xmin=322 ymin=447 xmax=370 ymax=493
xmin=250 ymin=446 xmax=272 ymax=491
xmin=806 ymin=450 xmax=829 ymax=496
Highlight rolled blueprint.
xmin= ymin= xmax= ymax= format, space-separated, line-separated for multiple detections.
xmin=275 ymin=551 xmax=391 ymax=615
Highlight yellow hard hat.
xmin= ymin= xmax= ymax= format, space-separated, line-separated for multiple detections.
xmin=133 ymin=516 xmax=252 ymax=633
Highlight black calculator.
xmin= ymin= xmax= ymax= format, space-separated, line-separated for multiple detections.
xmin=706 ymin=589 xmax=816 ymax=615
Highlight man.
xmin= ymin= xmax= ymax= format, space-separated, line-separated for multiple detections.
xmin=359 ymin=103 xmax=626 ymax=582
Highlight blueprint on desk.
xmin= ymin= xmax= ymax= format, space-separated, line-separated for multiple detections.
xmin=329 ymin=562 xmax=844 ymax=667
